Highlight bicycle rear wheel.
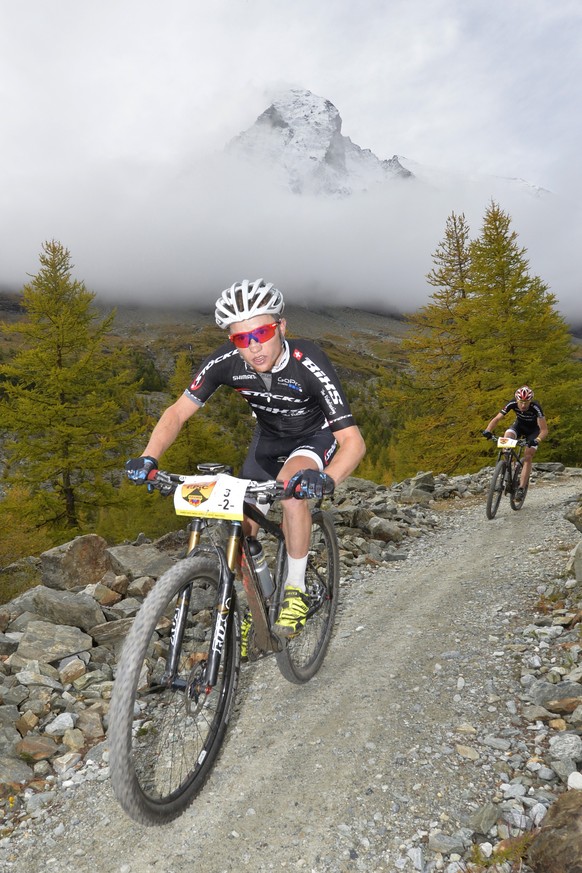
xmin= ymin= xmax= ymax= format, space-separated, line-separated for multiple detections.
xmin=486 ymin=459 xmax=507 ymax=519
xmin=510 ymin=461 xmax=528 ymax=510
xmin=108 ymin=555 xmax=240 ymax=825
xmin=274 ymin=509 xmax=339 ymax=684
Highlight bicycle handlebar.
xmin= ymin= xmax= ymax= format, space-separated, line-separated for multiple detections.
xmin=489 ymin=436 xmax=528 ymax=447
xmin=146 ymin=468 xmax=287 ymax=500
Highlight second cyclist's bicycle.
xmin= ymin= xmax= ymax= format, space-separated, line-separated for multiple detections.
xmin=485 ymin=436 xmax=528 ymax=519
xmin=108 ymin=463 xmax=339 ymax=826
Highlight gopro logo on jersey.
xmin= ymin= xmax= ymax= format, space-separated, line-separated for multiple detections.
xmin=301 ymin=357 xmax=343 ymax=407
xmin=277 ymin=377 xmax=303 ymax=393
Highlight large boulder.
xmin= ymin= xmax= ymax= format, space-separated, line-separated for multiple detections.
xmin=535 ymin=462 xmax=566 ymax=473
xmin=40 ymin=535 xmax=111 ymax=591
xmin=8 ymin=586 xmax=105 ymax=632
xmin=527 ymin=789 xmax=582 ymax=872
xmin=16 ymin=620 xmax=93 ymax=663
xmin=106 ymin=543 xmax=175 ymax=580
xmin=565 ymin=500 xmax=582 ymax=533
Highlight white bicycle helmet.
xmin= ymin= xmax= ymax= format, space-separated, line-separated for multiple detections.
xmin=515 ymin=385 xmax=534 ymax=402
xmin=215 ymin=278 xmax=285 ymax=329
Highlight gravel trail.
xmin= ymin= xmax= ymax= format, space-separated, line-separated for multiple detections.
xmin=2 ymin=477 xmax=580 ymax=873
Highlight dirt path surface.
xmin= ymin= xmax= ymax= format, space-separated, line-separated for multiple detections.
xmin=2 ymin=478 xmax=580 ymax=873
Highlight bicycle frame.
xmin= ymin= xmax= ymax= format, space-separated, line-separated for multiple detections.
xmin=156 ymin=468 xmax=287 ymax=693
xmin=485 ymin=436 xmax=528 ymax=519
xmin=497 ymin=437 xmax=525 ymax=493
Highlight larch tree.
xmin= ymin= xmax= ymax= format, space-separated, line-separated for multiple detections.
xmin=0 ymin=240 xmax=145 ymax=538
xmin=464 ymin=202 xmax=582 ymax=466
xmin=388 ymin=202 xmax=581 ymax=478
xmin=388 ymin=211 xmax=476 ymax=477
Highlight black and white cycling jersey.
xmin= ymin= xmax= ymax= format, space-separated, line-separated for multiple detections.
xmin=500 ymin=399 xmax=545 ymax=437
xmin=185 ymin=338 xmax=355 ymax=438
xmin=500 ymin=399 xmax=545 ymax=425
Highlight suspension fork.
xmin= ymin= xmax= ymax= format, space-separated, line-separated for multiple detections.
xmin=161 ymin=519 xmax=205 ymax=686
xmin=199 ymin=520 xmax=243 ymax=690
xmin=502 ymin=450 xmax=514 ymax=491
xmin=509 ymin=450 xmax=520 ymax=486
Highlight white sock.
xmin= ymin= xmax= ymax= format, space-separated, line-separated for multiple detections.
xmin=285 ymin=555 xmax=308 ymax=592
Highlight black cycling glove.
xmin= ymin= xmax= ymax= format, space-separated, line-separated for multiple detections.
xmin=482 ymin=430 xmax=494 ymax=440
xmin=125 ymin=456 xmax=158 ymax=483
xmin=284 ymin=470 xmax=335 ymax=500
xmin=526 ymin=437 xmax=539 ymax=448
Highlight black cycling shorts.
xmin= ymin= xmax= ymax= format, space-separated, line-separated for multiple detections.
xmin=506 ymin=420 xmax=540 ymax=440
xmin=240 ymin=426 xmax=338 ymax=481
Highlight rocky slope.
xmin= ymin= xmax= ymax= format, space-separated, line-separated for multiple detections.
xmin=1 ymin=464 xmax=581 ymax=872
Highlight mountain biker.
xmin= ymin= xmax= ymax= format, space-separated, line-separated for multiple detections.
xmin=482 ymin=385 xmax=548 ymax=500
xmin=125 ymin=278 xmax=366 ymax=645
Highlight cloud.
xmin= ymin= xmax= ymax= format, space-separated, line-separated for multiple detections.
xmin=4 ymin=148 xmax=578 ymax=325
xmin=1 ymin=1 xmax=581 ymax=322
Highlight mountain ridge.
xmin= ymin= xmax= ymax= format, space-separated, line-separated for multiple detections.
xmin=226 ymin=87 xmax=548 ymax=204
xmin=227 ymin=87 xmax=412 ymax=196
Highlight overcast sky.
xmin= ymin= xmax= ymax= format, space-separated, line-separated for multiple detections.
xmin=1 ymin=0 xmax=580 ymax=320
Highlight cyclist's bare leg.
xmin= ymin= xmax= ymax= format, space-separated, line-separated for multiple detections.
xmin=242 ymin=517 xmax=260 ymax=537
xmin=521 ymin=446 xmax=536 ymax=488
xmin=278 ymin=454 xmax=317 ymax=560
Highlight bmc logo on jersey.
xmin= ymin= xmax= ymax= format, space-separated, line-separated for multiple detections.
xmin=301 ymin=357 xmax=343 ymax=407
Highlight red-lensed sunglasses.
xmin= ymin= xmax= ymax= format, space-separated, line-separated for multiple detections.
xmin=229 ymin=321 xmax=281 ymax=349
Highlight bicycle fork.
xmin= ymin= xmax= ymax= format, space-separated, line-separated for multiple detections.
xmin=503 ymin=452 xmax=514 ymax=493
xmin=160 ymin=518 xmax=237 ymax=695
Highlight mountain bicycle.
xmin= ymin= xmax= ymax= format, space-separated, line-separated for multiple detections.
xmin=485 ymin=436 xmax=528 ymax=519
xmin=108 ymin=463 xmax=339 ymax=826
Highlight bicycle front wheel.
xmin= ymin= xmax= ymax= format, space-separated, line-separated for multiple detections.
xmin=108 ymin=556 xmax=240 ymax=826
xmin=275 ymin=509 xmax=340 ymax=684
xmin=486 ymin=459 xmax=506 ymax=519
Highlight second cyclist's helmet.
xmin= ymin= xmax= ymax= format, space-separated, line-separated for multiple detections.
xmin=515 ymin=385 xmax=534 ymax=402
xmin=215 ymin=278 xmax=285 ymax=329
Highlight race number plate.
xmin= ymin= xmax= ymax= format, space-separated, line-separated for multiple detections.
xmin=497 ymin=437 xmax=518 ymax=448
xmin=173 ymin=474 xmax=251 ymax=520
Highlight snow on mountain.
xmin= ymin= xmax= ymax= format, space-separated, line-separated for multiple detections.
xmin=217 ymin=87 xmax=580 ymax=321
xmin=396 ymin=155 xmax=551 ymax=200
xmin=227 ymin=88 xmax=412 ymax=197
xmin=227 ymin=88 xmax=551 ymax=206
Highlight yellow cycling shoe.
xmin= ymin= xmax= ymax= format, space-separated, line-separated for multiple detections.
xmin=240 ymin=611 xmax=252 ymax=661
xmin=274 ymin=587 xmax=310 ymax=638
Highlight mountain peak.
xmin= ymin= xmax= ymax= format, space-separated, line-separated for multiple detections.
xmin=227 ymin=88 xmax=412 ymax=196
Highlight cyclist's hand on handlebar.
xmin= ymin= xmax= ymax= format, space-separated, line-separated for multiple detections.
xmin=284 ymin=469 xmax=335 ymax=500
xmin=125 ymin=456 xmax=158 ymax=483
xmin=526 ymin=436 xmax=539 ymax=447
xmin=482 ymin=430 xmax=494 ymax=441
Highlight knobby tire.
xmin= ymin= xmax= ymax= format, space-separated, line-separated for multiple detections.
xmin=486 ymin=459 xmax=507 ymax=520
xmin=274 ymin=509 xmax=340 ymax=684
xmin=108 ymin=555 xmax=240 ymax=826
